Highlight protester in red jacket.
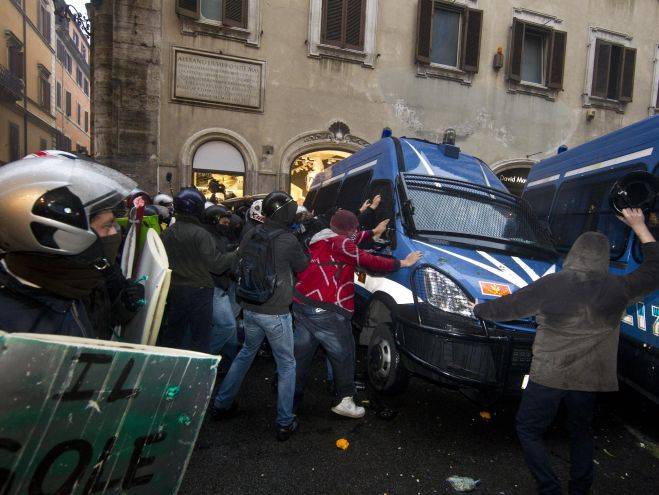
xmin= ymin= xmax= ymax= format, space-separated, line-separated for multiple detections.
xmin=293 ymin=209 xmax=422 ymax=418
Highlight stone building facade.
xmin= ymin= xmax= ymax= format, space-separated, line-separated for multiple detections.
xmin=53 ymin=0 xmax=92 ymax=154
xmin=1 ymin=0 xmax=57 ymax=164
xmin=90 ymin=0 xmax=659 ymax=200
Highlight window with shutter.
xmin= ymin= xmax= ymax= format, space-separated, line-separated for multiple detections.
xmin=9 ymin=123 xmax=20 ymax=162
xmin=65 ymin=91 xmax=71 ymax=117
xmin=8 ymin=44 xmax=23 ymax=80
xmin=223 ymin=0 xmax=247 ymax=28
xmin=176 ymin=0 xmax=200 ymax=19
xmin=416 ymin=2 xmax=482 ymax=74
xmin=462 ymin=9 xmax=482 ymax=73
xmin=84 ymin=111 xmax=89 ymax=133
xmin=591 ymin=39 xmax=635 ymax=102
xmin=345 ymin=0 xmax=365 ymax=49
xmin=619 ymin=47 xmax=636 ymax=102
xmin=508 ymin=17 xmax=565 ymax=91
xmin=546 ymin=30 xmax=566 ymax=89
xmin=508 ymin=18 xmax=525 ymax=82
xmin=416 ymin=0 xmax=434 ymax=64
xmin=56 ymin=82 xmax=61 ymax=108
xmin=323 ymin=0 xmax=344 ymax=45
xmin=322 ymin=0 xmax=365 ymax=50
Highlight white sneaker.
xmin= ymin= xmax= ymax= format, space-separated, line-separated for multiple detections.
xmin=331 ymin=397 xmax=365 ymax=418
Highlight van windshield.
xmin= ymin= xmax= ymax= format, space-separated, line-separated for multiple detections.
xmin=403 ymin=174 xmax=556 ymax=257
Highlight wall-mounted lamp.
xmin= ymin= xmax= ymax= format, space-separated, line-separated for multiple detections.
xmin=492 ymin=47 xmax=504 ymax=71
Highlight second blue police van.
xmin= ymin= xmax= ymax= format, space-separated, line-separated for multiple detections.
xmin=303 ymin=133 xmax=557 ymax=400
xmin=523 ymin=116 xmax=659 ymax=404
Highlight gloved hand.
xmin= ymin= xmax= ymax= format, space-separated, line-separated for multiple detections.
xmin=121 ymin=280 xmax=146 ymax=312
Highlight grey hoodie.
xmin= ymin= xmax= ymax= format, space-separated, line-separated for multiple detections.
xmin=474 ymin=232 xmax=659 ymax=391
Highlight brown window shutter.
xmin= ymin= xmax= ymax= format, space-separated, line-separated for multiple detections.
xmin=592 ymin=40 xmax=610 ymax=98
xmin=416 ymin=0 xmax=434 ymax=64
xmin=618 ymin=47 xmax=636 ymax=102
xmin=508 ymin=18 xmax=525 ymax=81
xmin=344 ymin=0 xmax=365 ymax=49
xmin=223 ymin=0 xmax=247 ymax=28
xmin=322 ymin=0 xmax=344 ymax=46
xmin=546 ymin=29 xmax=567 ymax=89
xmin=176 ymin=0 xmax=200 ymax=20
xmin=461 ymin=8 xmax=483 ymax=73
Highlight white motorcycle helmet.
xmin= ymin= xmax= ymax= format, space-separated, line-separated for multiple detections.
xmin=154 ymin=193 xmax=174 ymax=207
xmin=249 ymin=199 xmax=264 ymax=223
xmin=0 ymin=155 xmax=136 ymax=255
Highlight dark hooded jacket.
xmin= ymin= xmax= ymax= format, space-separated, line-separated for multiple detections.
xmin=239 ymin=204 xmax=309 ymax=316
xmin=162 ymin=214 xmax=237 ymax=288
xmin=474 ymin=233 xmax=659 ymax=392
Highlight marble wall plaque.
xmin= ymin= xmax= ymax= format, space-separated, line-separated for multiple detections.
xmin=173 ymin=48 xmax=265 ymax=112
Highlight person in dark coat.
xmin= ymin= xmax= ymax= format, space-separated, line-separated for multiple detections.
xmin=473 ymin=208 xmax=659 ymax=495
xmin=202 ymin=204 xmax=240 ymax=366
xmin=160 ymin=189 xmax=238 ymax=353
xmin=0 ymin=154 xmax=141 ymax=338
xmin=211 ymin=191 xmax=309 ymax=442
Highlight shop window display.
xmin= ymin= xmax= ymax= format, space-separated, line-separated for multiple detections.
xmin=290 ymin=149 xmax=351 ymax=204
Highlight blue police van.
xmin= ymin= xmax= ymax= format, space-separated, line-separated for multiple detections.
xmin=303 ymin=132 xmax=557 ymax=400
xmin=523 ymin=116 xmax=659 ymax=404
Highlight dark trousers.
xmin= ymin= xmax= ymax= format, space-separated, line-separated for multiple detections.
xmin=516 ymin=381 xmax=596 ymax=495
xmin=292 ymin=302 xmax=355 ymax=408
xmin=161 ymin=285 xmax=214 ymax=353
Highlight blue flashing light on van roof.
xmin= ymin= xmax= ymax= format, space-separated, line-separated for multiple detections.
xmin=303 ymin=134 xmax=557 ymax=401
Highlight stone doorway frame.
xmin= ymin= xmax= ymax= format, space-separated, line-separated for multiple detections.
xmin=179 ymin=128 xmax=258 ymax=190
xmin=489 ymin=157 xmax=537 ymax=174
xmin=278 ymin=128 xmax=370 ymax=191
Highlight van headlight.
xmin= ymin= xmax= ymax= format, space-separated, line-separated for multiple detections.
xmin=421 ymin=267 xmax=474 ymax=318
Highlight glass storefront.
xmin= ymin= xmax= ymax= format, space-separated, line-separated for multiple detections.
xmin=193 ymin=140 xmax=245 ymax=201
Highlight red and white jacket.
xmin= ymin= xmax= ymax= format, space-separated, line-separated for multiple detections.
xmin=294 ymin=229 xmax=399 ymax=314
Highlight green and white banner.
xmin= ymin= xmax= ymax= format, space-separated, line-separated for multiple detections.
xmin=0 ymin=332 xmax=219 ymax=494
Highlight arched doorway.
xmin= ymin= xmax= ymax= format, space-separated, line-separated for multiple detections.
xmin=491 ymin=159 xmax=536 ymax=197
xmin=290 ymin=149 xmax=352 ymax=204
xmin=279 ymin=123 xmax=370 ymax=204
xmin=192 ymin=140 xmax=245 ymax=200
xmin=179 ymin=128 xmax=257 ymax=197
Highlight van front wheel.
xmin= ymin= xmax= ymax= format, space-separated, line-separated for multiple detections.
xmin=367 ymin=325 xmax=409 ymax=395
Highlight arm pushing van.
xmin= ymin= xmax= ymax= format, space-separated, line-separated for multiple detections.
xmin=303 ymin=133 xmax=557 ymax=402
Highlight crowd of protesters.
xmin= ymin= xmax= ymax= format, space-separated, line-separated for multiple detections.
xmin=0 ymin=150 xmax=657 ymax=494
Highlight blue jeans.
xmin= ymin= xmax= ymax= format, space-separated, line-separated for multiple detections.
xmin=516 ymin=381 xmax=596 ymax=495
xmin=292 ymin=303 xmax=355 ymax=408
xmin=214 ymin=310 xmax=296 ymax=427
xmin=210 ymin=288 xmax=239 ymax=365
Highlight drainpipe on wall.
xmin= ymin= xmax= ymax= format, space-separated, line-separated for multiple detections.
xmin=22 ymin=1 xmax=28 ymax=155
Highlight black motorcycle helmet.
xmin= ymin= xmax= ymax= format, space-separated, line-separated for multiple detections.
xmin=263 ymin=191 xmax=297 ymax=225
xmin=203 ymin=205 xmax=231 ymax=225
xmin=609 ymin=171 xmax=658 ymax=215
xmin=174 ymin=187 xmax=206 ymax=217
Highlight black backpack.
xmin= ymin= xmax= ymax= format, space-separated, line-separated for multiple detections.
xmin=235 ymin=225 xmax=285 ymax=304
